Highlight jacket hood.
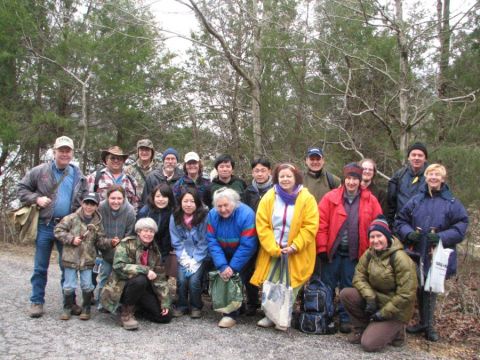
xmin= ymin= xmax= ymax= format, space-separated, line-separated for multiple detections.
xmin=99 ymin=198 xmax=134 ymax=216
xmin=419 ymin=182 xmax=454 ymax=201
xmin=74 ymin=207 xmax=102 ymax=225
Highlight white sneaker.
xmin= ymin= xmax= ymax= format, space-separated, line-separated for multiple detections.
xmin=257 ymin=316 xmax=275 ymax=328
xmin=218 ymin=316 xmax=236 ymax=328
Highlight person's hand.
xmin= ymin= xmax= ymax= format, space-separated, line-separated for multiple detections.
xmin=111 ymin=237 xmax=120 ymax=247
xmin=281 ymin=246 xmax=296 ymax=255
xmin=147 ymin=270 xmax=157 ymax=280
xmin=72 ymin=236 xmax=82 ymax=246
xmin=161 ymin=308 xmax=169 ymax=316
xmin=407 ymin=231 xmax=421 ymax=244
xmin=370 ymin=311 xmax=385 ymax=322
xmin=36 ymin=196 xmax=52 ymax=208
xmin=220 ymin=266 xmax=233 ymax=281
xmin=364 ymin=300 xmax=377 ymax=316
xmin=318 ymin=252 xmax=329 ymax=263
xmin=427 ymin=233 xmax=440 ymax=246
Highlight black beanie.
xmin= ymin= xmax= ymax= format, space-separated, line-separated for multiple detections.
xmin=407 ymin=142 xmax=428 ymax=159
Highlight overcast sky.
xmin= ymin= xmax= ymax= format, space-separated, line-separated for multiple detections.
xmin=148 ymin=0 xmax=477 ymax=54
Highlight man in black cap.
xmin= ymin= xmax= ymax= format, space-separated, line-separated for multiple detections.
xmin=303 ymin=147 xmax=340 ymax=203
xmin=386 ymin=142 xmax=428 ymax=226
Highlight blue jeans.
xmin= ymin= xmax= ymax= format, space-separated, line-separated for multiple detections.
xmin=176 ymin=262 xmax=205 ymax=311
xmin=63 ymin=268 xmax=94 ymax=292
xmin=320 ymin=253 xmax=357 ymax=323
xmin=97 ymin=260 xmax=112 ymax=291
xmin=30 ymin=222 xmax=65 ymax=304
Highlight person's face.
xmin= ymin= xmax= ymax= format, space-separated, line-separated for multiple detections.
xmin=369 ymin=230 xmax=388 ymax=251
xmin=138 ymin=147 xmax=153 ymax=162
xmin=138 ymin=228 xmax=155 ymax=244
xmin=408 ymin=150 xmax=426 ymax=172
xmin=305 ymin=155 xmax=324 ymax=172
xmin=106 ymin=154 xmax=126 ymax=173
xmin=425 ymin=169 xmax=445 ymax=191
xmin=181 ymin=193 xmax=197 ymax=215
xmin=345 ymin=176 xmax=360 ymax=193
xmin=216 ymin=197 xmax=235 ymax=218
xmin=278 ymin=168 xmax=296 ymax=193
xmin=54 ymin=147 xmax=73 ymax=168
xmin=82 ymin=201 xmax=97 ymax=217
xmin=361 ymin=161 xmax=375 ymax=183
xmin=163 ymin=154 xmax=177 ymax=171
xmin=252 ymin=164 xmax=271 ymax=184
xmin=108 ymin=190 xmax=124 ymax=211
xmin=154 ymin=190 xmax=169 ymax=209
xmin=185 ymin=161 xmax=199 ymax=178
xmin=217 ymin=162 xmax=233 ymax=180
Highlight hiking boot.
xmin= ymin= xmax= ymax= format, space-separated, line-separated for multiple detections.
xmin=406 ymin=323 xmax=426 ymax=334
xmin=29 ymin=304 xmax=44 ymax=318
xmin=218 ymin=316 xmax=236 ymax=328
xmin=121 ymin=304 xmax=138 ymax=330
xmin=347 ymin=327 xmax=364 ymax=344
xmin=391 ymin=327 xmax=406 ymax=347
xmin=339 ymin=322 xmax=352 ymax=334
xmin=173 ymin=308 xmax=186 ymax=317
xmin=79 ymin=291 xmax=93 ymax=321
xmin=257 ymin=317 xmax=275 ymax=328
xmin=190 ymin=308 xmax=202 ymax=319
xmin=71 ymin=303 xmax=82 ymax=316
xmin=60 ymin=292 xmax=75 ymax=321
xmin=425 ymin=328 xmax=439 ymax=342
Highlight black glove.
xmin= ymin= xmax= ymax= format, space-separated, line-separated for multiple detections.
xmin=426 ymin=233 xmax=440 ymax=246
xmin=370 ymin=311 xmax=385 ymax=322
xmin=364 ymin=300 xmax=377 ymax=316
xmin=407 ymin=231 xmax=421 ymax=244
xmin=318 ymin=252 xmax=329 ymax=263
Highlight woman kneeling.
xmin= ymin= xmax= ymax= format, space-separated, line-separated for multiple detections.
xmin=100 ymin=218 xmax=171 ymax=330
xmin=340 ymin=216 xmax=417 ymax=352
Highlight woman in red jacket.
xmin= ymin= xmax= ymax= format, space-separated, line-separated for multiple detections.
xmin=316 ymin=163 xmax=382 ymax=333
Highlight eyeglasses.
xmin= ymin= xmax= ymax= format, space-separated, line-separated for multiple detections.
xmin=108 ymin=156 xmax=124 ymax=162
xmin=253 ymin=168 xmax=268 ymax=174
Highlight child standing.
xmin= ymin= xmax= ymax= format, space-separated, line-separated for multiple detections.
xmin=54 ymin=193 xmax=110 ymax=320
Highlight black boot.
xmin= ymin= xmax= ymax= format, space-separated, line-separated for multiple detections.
xmin=60 ymin=291 xmax=75 ymax=320
xmin=424 ymin=292 xmax=439 ymax=342
xmin=80 ymin=291 xmax=93 ymax=320
xmin=407 ymin=288 xmax=427 ymax=334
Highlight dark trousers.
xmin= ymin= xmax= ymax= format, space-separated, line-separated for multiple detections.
xmin=242 ymin=254 xmax=260 ymax=307
xmin=121 ymin=275 xmax=172 ymax=324
xmin=340 ymin=288 xmax=404 ymax=352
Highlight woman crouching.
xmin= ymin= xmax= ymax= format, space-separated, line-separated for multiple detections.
xmin=339 ymin=216 xmax=417 ymax=352
xmin=100 ymin=218 xmax=171 ymax=330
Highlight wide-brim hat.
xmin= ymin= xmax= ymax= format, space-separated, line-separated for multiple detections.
xmin=101 ymin=146 xmax=129 ymax=163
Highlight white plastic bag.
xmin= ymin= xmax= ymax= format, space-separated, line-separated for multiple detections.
xmin=424 ymin=240 xmax=453 ymax=293
xmin=261 ymin=255 xmax=293 ymax=328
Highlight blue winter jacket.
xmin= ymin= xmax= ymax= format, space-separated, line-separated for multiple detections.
xmin=206 ymin=203 xmax=257 ymax=273
xmin=169 ymin=214 xmax=209 ymax=263
xmin=394 ymin=184 xmax=468 ymax=276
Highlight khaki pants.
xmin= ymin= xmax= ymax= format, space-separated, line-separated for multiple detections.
xmin=340 ymin=288 xmax=405 ymax=352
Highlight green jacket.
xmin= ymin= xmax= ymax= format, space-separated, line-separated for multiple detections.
xmin=54 ymin=208 xmax=109 ymax=270
xmin=352 ymin=237 xmax=418 ymax=323
xmin=303 ymin=169 xmax=340 ymax=203
xmin=100 ymin=235 xmax=171 ymax=313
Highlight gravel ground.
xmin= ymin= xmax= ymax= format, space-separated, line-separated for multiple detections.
xmin=0 ymin=247 xmax=445 ymax=360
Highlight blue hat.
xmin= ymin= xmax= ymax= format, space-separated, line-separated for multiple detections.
xmin=306 ymin=147 xmax=324 ymax=158
xmin=162 ymin=148 xmax=179 ymax=161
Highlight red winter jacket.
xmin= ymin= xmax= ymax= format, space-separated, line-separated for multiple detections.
xmin=316 ymin=186 xmax=382 ymax=259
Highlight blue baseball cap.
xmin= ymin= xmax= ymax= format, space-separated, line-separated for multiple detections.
xmin=306 ymin=147 xmax=324 ymax=158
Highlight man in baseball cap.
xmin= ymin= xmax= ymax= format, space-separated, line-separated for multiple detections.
xmin=303 ymin=146 xmax=340 ymax=203
xmin=125 ymin=139 xmax=158 ymax=202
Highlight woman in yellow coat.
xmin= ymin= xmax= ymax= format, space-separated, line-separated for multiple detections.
xmin=250 ymin=163 xmax=319 ymax=330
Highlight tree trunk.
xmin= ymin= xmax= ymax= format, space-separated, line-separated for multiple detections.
xmin=437 ymin=0 xmax=451 ymax=97
xmin=251 ymin=0 xmax=263 ymax=157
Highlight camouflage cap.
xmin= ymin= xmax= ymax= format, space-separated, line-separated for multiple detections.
xmin=137 ymin=139 xmax=154 ymax=151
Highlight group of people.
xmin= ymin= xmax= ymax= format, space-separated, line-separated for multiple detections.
xmin=18 ymin=136 xmax=468 ymax=353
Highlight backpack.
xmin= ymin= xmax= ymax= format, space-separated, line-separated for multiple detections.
xmin=325 ymin=171 xmax=336 ymax=190
xmin=295 ymin=276 xmax=336 ymax=335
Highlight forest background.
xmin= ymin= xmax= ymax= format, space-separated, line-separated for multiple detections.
xmin=0 ymin=0 xmax=479 ymax=353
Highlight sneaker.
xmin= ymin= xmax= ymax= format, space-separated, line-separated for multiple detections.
xmin=29 ymin=304 xmax=44 ymax=318
xmin=190 ymin=309 xmax=202 ymax=319
xmin=339 ymin=322 xmax=352 ymax=334
xmin=218 ymin=316 xmax=236 ymax=328
xmin=257 ymin=317 xmax=275 ymax=328
xmin=275 ymin=325 xmax=288 ymax=332
xmin=173 ymin=308 xmax=186 ymax=317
